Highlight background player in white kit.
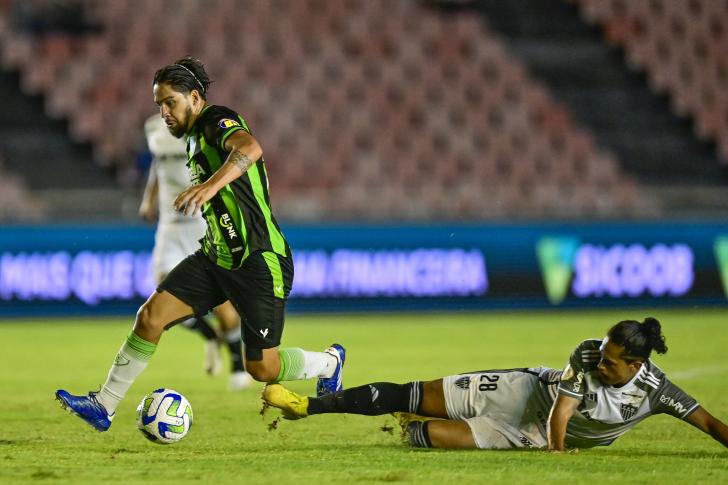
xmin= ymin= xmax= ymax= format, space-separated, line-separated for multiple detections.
xmin=139 ymin=114 xmax=252 ymax=391
xmin=263 ymin=317 xmax=728 ymax=451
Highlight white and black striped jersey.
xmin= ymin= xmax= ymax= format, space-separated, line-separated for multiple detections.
xmin=558 ymin=338 xmax=699 ymax=448
xmin=145 ymin=115 xmax=201 ymax=225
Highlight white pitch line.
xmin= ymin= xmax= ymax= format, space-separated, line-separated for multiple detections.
xmin=669 ymin=366 xmax=728 ymax=380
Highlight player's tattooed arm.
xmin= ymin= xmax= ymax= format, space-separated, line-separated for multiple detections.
xmin=230 ymin=150 xmax=254 ymax=174
xmin=208 ymin=136 xmax=260 ymax=189
xmin=174 ymin=130 xmax=262 ymax=216
xmin=223 ymin=129 xmax=262 ymax=175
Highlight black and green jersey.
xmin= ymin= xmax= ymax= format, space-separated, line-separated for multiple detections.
xmin=185 ymin=105 xmax=289 ymax=270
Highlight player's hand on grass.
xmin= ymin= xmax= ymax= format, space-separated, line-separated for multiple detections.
xmin=549 ymin=448 xmax=579 ymax=454
xmin=174 ymin=183 xmax=217 ymax=216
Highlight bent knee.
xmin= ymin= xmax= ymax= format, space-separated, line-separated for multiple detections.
xmin=135 ymin=302 xmax=166 ymax=335
xmin=245 ymin=362 xmax=279 ymax=382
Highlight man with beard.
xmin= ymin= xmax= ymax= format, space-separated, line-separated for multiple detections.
xmin=56 ymin=57 xmax=345 ymax=432
xmin=139 ymin=113 xmax=252 ymax=390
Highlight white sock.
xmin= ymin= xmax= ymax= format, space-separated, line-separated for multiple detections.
xmin=96 ymin=333 xmax=156 ymax=414
xmin=302 ymin=350 xmax=338 ymax=379
xmin=178 ymin=316 xmax=197 ymax=328
xmin=224 ymin=326 xmax=242 ymax=343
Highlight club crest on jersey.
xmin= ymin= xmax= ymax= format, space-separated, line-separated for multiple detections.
xmin=454 ymin=376 xmax=470 ymax=390
xmin=219 ymin=118 xmax=240 ymax=129
xmin=219 ymin=213 xmax=238 ymax=239
xmin=620 ymin=403 xmax=638 ymax=421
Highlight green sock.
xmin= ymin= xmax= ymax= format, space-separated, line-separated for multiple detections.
xmin=123 ymin=332 xmax=157 ymax=361
xmin=97 ymin=332 xmax=157 ymax=413
xmin=275 ymin=347 xmax=338 ymax=381
xmin=276 ymin=348 xmax=306 ymax=381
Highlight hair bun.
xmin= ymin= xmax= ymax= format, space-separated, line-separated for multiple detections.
xmin=641 ymin=317 xmax=668 ymax=354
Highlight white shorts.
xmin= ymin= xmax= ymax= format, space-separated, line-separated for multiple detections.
xmin=443 ymin=367 xmax=557 ymax=449
xmin=152 ymin=221 xmax=206 ymax=282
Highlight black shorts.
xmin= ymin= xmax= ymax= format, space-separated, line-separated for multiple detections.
xmin=158 ymin=250 xmax=294 ymax=350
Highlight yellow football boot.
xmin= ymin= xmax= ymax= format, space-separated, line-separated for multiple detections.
xmin=262 ymin=384 xmax=309 ymax=420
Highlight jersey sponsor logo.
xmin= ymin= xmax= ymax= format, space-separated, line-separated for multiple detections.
xmin=188 ymin=163 xmax=207 ymax=184
xmin=219 ymin=118 xmax=240 ymax=129
xmin=219 ymin=213 xmax=238 ymax=240
xmin=620 ymin=403 xmax=638 ymax=421
xmin=454 ymin=376 xmax=470 ymax=390
xmin=572 ymin=370 xmax=585 ymax=393
xmin=660 ymin=394 xmax=688 ymax=414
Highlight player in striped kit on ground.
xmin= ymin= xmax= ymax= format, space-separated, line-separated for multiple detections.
xmin=263 ymin=318 xmax=728 ymax=451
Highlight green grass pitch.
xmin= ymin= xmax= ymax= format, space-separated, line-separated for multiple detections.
xmin=1 ymin=309 xmax=727 ymax=483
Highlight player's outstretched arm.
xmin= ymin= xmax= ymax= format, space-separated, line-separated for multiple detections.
xmin=174 ymin=131 xmax=262 ymax=216
xmin=685 ymin=407 xmax=728 ymax=448
xmin=547 ymin=394 xmax=580 ymax=452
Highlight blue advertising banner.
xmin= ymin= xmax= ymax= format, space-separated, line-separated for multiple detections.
xmin=0 ymin=222 xmax=726 ymax=316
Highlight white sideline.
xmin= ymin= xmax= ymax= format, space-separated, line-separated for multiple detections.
xmin=669 ymin=366 xmax=728 ymax=380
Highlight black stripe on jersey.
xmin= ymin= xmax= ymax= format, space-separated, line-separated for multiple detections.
xmin=253 ymin=159 xmax=272 ymax=206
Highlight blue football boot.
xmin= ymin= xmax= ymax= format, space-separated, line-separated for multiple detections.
xmin=55 ymin=390 xmax=114 ymax=432
xmin=316 ymin=344 xmax=346 ymax=397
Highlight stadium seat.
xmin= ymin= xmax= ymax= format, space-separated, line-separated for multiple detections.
xmin=0 ymin=0 xmax=650 ymax=219
xmin=575 ymin=0 xmax=728 ymax=167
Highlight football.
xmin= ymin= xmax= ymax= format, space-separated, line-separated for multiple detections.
xmin=136 ymin=388 xmax=193 ymax=444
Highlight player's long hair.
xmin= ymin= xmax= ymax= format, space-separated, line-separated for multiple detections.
xmin=153 ymin=56 xmax=212 ymax=99
xmin=608 ymin=317 xmax=668 ymax=361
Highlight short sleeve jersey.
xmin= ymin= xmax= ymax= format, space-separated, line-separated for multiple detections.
xmin=557 ymin=339 xmax=699 ymax=448
xmin=185 ymin=105 xmax=289 ymax=270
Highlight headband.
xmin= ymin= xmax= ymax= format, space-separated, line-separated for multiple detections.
xmin=174 ymin=64 xmax=205 ymax=94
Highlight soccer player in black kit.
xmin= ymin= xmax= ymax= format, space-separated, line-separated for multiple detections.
xmin=56 ymin=58 xmax=345 ymax=432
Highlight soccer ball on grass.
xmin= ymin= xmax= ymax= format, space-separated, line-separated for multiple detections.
xmin=136 ymin=388 xmax=193 ymax=444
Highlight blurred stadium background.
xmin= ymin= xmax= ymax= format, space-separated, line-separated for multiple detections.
xmin=0 ymin=0 xmax=727 ymax=314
